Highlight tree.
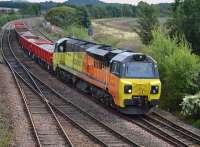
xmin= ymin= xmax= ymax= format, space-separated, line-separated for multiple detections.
xmin=168 ymin=0 xmax=200 ymax=54
xmin=80 ymin=7 xmax=91 ymax=28
xmin=45 ymin=6 xmax=91 ymax=28
xmin=21 ymin=3 xmax=41 ymax=16
xmin=137 ymin=2 xmax=159 ymax=45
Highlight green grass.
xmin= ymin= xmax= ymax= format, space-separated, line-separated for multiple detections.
xmin=0 ymin=97 xmax=13 ymax=147
xmin=92 ymin=20 xmax=143 ymax=50
xmin=0 ymin=121 xmax=13 ymax=147
xmin=64 ymin=26 xmax=90 ymax=40
xmin=40 ymin=25 xmax=90 ymax=41
xmin=93 ymin=33 xmax=119 ymax=47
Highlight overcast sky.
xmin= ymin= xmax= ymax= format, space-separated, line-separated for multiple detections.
xmin=102 ymin=0 xmax=174 ymax=5
xmin=6 ymin=0 xmax=175 ymax=5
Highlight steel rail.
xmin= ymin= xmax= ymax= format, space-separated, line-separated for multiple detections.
xmin=32 ymin=26 xmax=200 ymax=147
xmin=14 ymin=25 xmax=190 ymax=147
xmin=14 ymin=67 xmax=74 ymax=147
xmin=2 ymin=25 xmax=74 ymax=147
xmin=8 ymin=26 xmax=109 ymax=147
xmin=1 ymin=27 xmax=42 ymax=147
xmin=15 ymin=68 xmax=108 ymax=147
xmin=18 ymin=26 xmax=192 ymax=146
xmin=15 ymin=23 xmax=199 ymax=147
xmin=25 ymin=66 xmax=140 ymax=147
xmin=12 ymin=26 xmax=141 ymax=147
xmin=150 ymin=111 xmax=200 ymax=143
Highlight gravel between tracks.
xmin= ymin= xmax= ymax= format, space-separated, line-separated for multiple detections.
xmin=23 ymin=54 xmax=172 ymax=147
xmin=0 ymin=64 xmax=36 ymax=147
xmin=7 ymin=27 xmax=103 ymax=146
xmin=154 ymin=109 xmax=200 ymax=137
xmin=56 ymin=113 xmax=101 ymax=147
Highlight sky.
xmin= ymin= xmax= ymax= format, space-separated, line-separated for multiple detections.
xmin=101 ymin=0 xmax=174 ymax=5
xmin=6 ymin=0 xmax=175 ymax=5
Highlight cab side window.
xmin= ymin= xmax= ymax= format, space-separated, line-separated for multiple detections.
xmin=111 ymin=62 xmax=120 ymax=76
xmin=58 ymin=45 xmax=64 ymax=52
xmin=58 ymin=41 xmax=67 ymax=52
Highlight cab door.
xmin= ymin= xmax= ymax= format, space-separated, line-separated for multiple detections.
xmin=108 ymin=61 xmax=121 ymax=106
xmin=59 ymin=45 xmax=66 ymax=65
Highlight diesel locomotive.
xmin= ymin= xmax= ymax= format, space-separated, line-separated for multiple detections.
xmin=14 ymin=21 xmax=161 ymax=114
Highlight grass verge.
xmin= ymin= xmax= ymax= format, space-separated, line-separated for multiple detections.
xmin=0 ymin=89 xmax=13 ymax=147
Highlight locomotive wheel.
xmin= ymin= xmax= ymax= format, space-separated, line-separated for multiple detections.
xmin=109 ymin=98 xmax=116 ymax=109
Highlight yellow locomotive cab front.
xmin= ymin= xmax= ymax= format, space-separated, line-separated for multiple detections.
xmin=109 ymin=53 xmax=161 ymax=114
xmin=119 ymin=78 xmax=161 ymax=108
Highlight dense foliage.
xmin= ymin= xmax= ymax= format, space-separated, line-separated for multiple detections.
xmin=20 ymin=3 xmax=41 ymax=16
xmin=146 ymin=30 xmax=200 ymax=111
xmin=168 ymin=0 xmax=200 ymax=54
xmin=0 ymin=1 xmax=171 ymax=19
xmin=0 ymin=14 xmax=22 ymax=28
xmin=85 ymin=4 xmax=137 ymax=18
xmin=137 ymin=2 xmax=159 ymax=45
xmin=45 ymin=6 xmax=91 ymax=28
xmin=67 ymin=0 xmax=103 ymax=5
xmin=0 ymin=1 xmax=27 ymax=9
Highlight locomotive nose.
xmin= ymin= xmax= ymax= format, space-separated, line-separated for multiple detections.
xmin=119 ymin=79 xmax=161 ymax=108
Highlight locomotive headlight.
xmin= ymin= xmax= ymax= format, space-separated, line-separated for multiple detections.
xmin=124 ymin=85 xmax=132 ymax=94
xmin=151 ymin=85 xmax=159 ymax=94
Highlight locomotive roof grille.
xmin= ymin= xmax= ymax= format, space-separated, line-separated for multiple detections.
xmin=57 ymin=37 xmax=156 ymax=64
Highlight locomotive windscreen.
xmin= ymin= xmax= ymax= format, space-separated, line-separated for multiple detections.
xmin=124 ymin=62 xmax=158 ymax=78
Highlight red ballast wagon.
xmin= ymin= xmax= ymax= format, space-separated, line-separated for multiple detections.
xmin=19 ymin=30 xmax=55 ymax=68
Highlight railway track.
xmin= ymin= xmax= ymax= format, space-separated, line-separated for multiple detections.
xmin=16 ymin=72 xmax=72 ymax=147
xmin=30 ymin=72 xmax=139 ymax=147
xmin=150 ymin=111 xmax=200 ymax=142
xmin=11 ymin=28 xmax=140 ymax=147
xmin=129 ymin=116 xmax=200 ymax=147
xmin=2 ymin=26 xmax=140 ymax=146
xmin=146 ymin=112 xmax=200 ymax=145
xmin=79 ymin=88 xmax=200 ymax=147
xmin=1 ymin=28 xmax=74 ymax=147
xmin=6 ymin=23 xmax=200 ymax=147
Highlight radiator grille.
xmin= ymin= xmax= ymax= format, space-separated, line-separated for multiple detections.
xmin=133 ymin=84 xmax=150 ymax=95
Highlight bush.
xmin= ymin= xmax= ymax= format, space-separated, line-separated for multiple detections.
xmin=181 ymin=93 xmax=200 ymax=119
xmin=146 ymin=29 xmax=200 ymax=111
